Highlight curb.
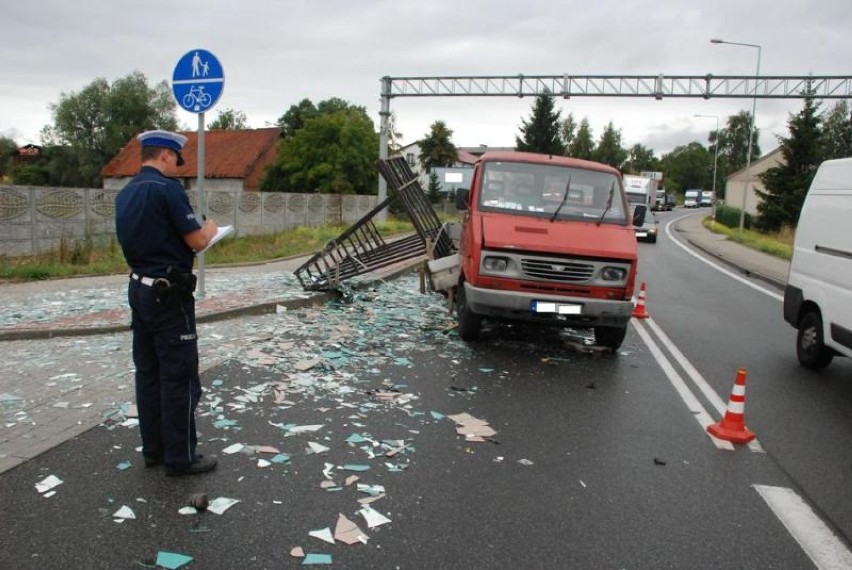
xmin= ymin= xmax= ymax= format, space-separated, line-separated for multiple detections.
xmin=0 ymin=258 xmax=426 ymax=342
xmin=676 ymin=228 xmax=787 ymax=290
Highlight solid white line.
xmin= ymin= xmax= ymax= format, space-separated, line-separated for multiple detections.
xmin=644 ymin=317 xmax=765 ymax=453
xmin=630 ymin=319 xmax=735 ymax=451
xmin=754 ymin=485 xmax=852 ymax=570
xmin=664 ymin=215 xmax=784 ymax=302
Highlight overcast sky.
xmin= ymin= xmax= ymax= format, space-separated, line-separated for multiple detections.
xmin=3 ymin=0 xmax=851 ymax=157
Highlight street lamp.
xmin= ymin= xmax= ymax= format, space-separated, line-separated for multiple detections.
xmin=710 ymin=38 xmax=762 ymax=234
xmin=694 ymin=114 xmax=720 ymax=224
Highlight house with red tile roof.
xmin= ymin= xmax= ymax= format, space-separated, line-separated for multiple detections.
xmin=101 ymin=127 xmax=281 ymax=192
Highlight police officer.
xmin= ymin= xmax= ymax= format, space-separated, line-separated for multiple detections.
xmin=115 ymin=130 xmax=218 ymax=476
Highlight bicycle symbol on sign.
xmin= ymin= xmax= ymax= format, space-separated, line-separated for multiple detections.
xmin=182 ymin=85 xmax=212 ymax=111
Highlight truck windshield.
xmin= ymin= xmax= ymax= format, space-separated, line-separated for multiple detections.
xmin=479 ymin=161 xmax=628 ymax=223
xmin=626 ymin=193 xmax=646 ymax=205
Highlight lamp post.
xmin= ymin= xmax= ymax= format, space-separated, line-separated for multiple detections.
xmin=710 ymin=38 xmax=761 ymax=234
xmin=694 ymin=114 xmax=720 ymax=225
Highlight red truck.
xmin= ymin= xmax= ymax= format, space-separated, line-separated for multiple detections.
xmin=451 ymin=151 xmax=645 ymax=350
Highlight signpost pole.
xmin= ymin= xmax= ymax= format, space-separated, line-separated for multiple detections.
xmin=197 ymin=113 xmax=206 ymax=297
xmin=171 ymin=48 xmax=224 ymax=299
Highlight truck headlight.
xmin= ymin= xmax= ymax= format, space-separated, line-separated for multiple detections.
xmin=483 ymin=256 xmax=509 ymax=272
xmin=601 ymin=266 xmax=626 ymax=281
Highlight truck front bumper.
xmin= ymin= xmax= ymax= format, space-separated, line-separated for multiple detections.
xmin=464 ymin=282 xmax=633 ymax=328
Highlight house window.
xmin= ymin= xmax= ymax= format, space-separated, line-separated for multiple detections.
xmin=406 ymin=153 xmax=415 ymax=167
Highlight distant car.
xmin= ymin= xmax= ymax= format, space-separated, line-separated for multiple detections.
xmin=634 ymin=212 xmax=658 ymax=243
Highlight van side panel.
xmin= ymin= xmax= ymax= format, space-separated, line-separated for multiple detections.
xmin=787 ymin=158 xmax=852 ymax=357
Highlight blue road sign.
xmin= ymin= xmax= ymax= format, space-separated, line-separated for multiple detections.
xmin=172 ymin=49 xmax=224 ymax=113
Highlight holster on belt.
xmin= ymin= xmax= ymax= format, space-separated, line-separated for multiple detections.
xmin=154 ymin=273 xmax=197 ymax=304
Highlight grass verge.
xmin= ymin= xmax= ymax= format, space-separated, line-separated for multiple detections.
xmin=702 ymin=217 xmax=793 ymax=260
xmin=0 ymin=217 xmax=424 ymax=282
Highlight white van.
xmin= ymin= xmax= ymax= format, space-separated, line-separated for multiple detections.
xmin=783 ymin=158 xmax=852 ymax=369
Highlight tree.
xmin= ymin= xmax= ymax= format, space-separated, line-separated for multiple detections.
xmin=515 ymin=92 xmax=565 ymax=155
xmin=0 ymin=136 xmax=17 ymax=179
xmin=820 ymin=100 xmax=852 ymax=160
xmin=659 ymin=142 xmax=712 ymax=195
xmin=592 ymin=122 xmax=627 ymax=169
xmin=622 ymin=144 xmax=659 ymax=174
xmin=427 ymin=172 xmax=442 ymax=203
xmin=568 ymin=118 xmax=594 ymax=160
xmin=208 ymin=108 xmax=248 ymax=130
xmin=41 ymin=71 xmax=178 ymax=187
xmin=260 ymin=105 xmax=379 ymax=194
xmin=418 ymin=121 xmax=458 ymax=172
xmin=712 ymin=111 xmax=761 ymax=177
xmin=276 ymin=99 xmax=318 ymax=138
xmin=560 ymin=113 xmax=577 ymax=155
xmin=756 ymin=86 xmax=822 ymax=231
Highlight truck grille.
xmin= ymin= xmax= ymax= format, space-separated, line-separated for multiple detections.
xmin=521 ymin=258 xmax=595 ymax=282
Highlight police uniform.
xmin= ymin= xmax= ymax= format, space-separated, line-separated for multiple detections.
xmin=115 ymin=130 xmax=210 ymax=474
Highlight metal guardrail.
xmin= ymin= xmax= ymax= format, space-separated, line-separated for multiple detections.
xmin=293 ymin=157 xmax=454 ymax=291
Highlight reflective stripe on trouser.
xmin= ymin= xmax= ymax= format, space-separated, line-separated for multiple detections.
xmin=129 ymin=280 xmax=201 ymax=469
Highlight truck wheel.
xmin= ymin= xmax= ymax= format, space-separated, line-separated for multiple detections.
xmin=797 ymin=310 xmax=834 ymax=370
xmin=594 ymin=325 xmax=627 ymax=350
xmin=456 ymin=284 xmax=482 ymax=341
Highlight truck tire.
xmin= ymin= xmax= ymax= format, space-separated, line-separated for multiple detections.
xmin=594 ymin=325 xmax=627 ymax=350
xmin=797 ymin=310 xmax=834 ymax=370
xmin=456 ymin=284 xmax=482 ymax=341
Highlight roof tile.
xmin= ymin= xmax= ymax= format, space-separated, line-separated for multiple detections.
xmin=101 ymin=128 xmax=282 ymax=190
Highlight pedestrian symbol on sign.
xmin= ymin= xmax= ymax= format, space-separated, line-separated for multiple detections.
xmin=191 ymin=51 xmax=211 ymax=78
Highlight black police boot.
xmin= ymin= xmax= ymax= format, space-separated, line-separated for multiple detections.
xmin=165 ymin=454 xmax=218 ymax=476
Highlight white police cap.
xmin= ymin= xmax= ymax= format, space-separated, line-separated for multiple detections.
xmin=137 ymin=130 xmax=187 ymax=165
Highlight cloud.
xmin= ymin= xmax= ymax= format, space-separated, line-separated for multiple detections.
xmin=1 ymin=0 xmax=849 ymax=161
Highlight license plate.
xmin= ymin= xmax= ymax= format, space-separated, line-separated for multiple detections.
xmin=531 ymin=301 xmax=582 ymax=315
xmin=636 ymin=232 xmax=648 ymax=238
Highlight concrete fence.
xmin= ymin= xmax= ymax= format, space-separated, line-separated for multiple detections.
xmin=0 ymin=185 xmax=379 ymax=256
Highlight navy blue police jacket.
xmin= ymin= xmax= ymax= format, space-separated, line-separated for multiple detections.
xmin=115 ymin=166 xmax=202 ymax=277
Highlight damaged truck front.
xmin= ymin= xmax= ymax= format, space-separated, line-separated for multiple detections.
xmin=450 ymin=151 xmax=644 ymax=350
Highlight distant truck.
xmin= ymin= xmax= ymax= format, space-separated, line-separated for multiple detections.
xmin=684 ymin=189 xmax=701 ymax=208
xmin=623 ymin=175 xmax=658 ymax=209
xmin=654 ymin=189 xmax=675 ymax=211
xmin=623 ymin=175 xmax=659 ymax=243
xmin=699 ymin=190 xmax=715 ymax=207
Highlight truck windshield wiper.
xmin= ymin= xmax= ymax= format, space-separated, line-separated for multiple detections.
xmin=550 ymin=176 xmax=572 ymax=222
xmin=597 ymin=181 xmax=615 ymax=226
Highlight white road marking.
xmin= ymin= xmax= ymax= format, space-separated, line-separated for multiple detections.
xmin=754 ymin=485 xmax=852 ymax=570
xmin=641 ymin=216 xmax=852 ymax=565
xmin=664 ymin=215 xmax=784 ymax=302
xmin=643 ymin=317 xmax=765 ymax=454
xmin=630 ymin=319 xmax=734 ymax=451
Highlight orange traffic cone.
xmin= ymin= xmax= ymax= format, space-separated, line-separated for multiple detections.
xmin=707 ymin=368 xmax=756 ymax=444
xmin=632 ymin=282 xmax=650 ymax=319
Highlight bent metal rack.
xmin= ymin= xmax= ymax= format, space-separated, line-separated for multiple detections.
xmin=293 ymin=156 xmax=454 ymax=291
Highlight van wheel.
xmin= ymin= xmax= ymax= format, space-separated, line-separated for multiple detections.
xmin=797 ymin=311 xmax=834 ymax=370
xmin=594 ymin=325 xmax=627 ymax=350
xmin=456 ymin=284 xmax=481 ymax=341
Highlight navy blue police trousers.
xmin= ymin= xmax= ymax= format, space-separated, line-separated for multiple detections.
xmin=128 ymin=279 xmax=201 ymax=470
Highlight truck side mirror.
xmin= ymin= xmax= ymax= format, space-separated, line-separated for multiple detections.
xmin=455 ymin=188 xmax=469 ymax=211
xmin=632 ymin=204 xmax=647 ymax=227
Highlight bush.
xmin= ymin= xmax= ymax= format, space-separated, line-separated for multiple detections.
xmin=714 ymin=204 xmax=752 ymax=230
